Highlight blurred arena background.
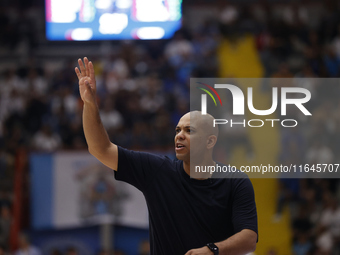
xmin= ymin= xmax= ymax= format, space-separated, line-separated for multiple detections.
xmin=1 ymin=0 xmax=340 ymax=254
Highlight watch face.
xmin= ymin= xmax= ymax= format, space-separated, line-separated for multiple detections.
xmin=207 ymin=243 xmax=219 ymax=253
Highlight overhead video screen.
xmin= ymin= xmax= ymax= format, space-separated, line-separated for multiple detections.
xmin=45 ymin=0 xmax=182 ymax=41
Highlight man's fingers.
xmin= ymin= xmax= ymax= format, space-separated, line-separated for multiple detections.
xmin=89 ymin=61 xmax=96 ymax=87
xmin=75 ymin=67 xmax=81 ymax=79
xmin=77 ymin=58 xmax=96 ymax=93
xmin=85 ymin=79 xmax=95 ymax=94
xmin=85 ymin=80 xmax=91 ymax=90
xmin=84 ymin=57 xmax=89 ymax=77
xmin=78 ymin=58 xmax=86 ymax=76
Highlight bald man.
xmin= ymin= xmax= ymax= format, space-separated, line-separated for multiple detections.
xmin=76 ymin=58 xmax=258 ymax=255
xmin=177 ymin=111 xmax=219 ymax=180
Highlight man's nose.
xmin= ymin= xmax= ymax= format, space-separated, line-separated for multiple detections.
xmin=176 ymin=130 xmax=185 ymax=139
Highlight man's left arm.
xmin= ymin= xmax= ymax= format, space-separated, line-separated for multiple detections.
xmin=185 ymin=228 xmax=257 ymax=255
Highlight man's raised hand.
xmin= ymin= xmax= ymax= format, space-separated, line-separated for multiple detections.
xmin=75 ymin=57 xmax=97 ymax=104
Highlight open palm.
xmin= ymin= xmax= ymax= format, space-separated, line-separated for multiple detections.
xmin=75 ymin=57 xmax=96 ymax=104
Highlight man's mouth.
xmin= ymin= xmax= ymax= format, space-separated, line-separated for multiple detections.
xmin=175 ymin=143 xmax=185 ymax=151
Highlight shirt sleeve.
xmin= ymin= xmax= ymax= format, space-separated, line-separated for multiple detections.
xmin=114 ymin=146 xmax=166 ymax=192
xmin=231 ymin=177 xmax=258 ymax=237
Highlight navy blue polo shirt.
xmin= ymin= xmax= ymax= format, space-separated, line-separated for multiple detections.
xmin=114 ymin=146 xmax=258 ymax=255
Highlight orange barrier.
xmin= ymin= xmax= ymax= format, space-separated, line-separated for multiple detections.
xmin=10 ymin=147 xmax=27 ymax=251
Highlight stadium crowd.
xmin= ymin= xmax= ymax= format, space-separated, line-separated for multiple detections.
xmin=0 ymin=0 xmax=340 ymax=254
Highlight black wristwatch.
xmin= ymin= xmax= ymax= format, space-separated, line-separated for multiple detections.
xmin=206 ymin=243 xmax=219 ymax=255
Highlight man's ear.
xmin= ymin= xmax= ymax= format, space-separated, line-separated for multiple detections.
xmin=206 ymin=135 xmax=217 ymax=150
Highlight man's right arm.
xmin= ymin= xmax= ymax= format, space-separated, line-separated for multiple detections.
xmin=75 ymin=57 xmax=118 ymax=171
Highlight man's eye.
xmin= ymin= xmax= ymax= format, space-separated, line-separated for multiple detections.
xmin=175 ymin=129 xmax=180 ymax=134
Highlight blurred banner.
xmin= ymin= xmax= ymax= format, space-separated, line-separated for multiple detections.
xmin=30 ymin=152 xmax=148 ymax=229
